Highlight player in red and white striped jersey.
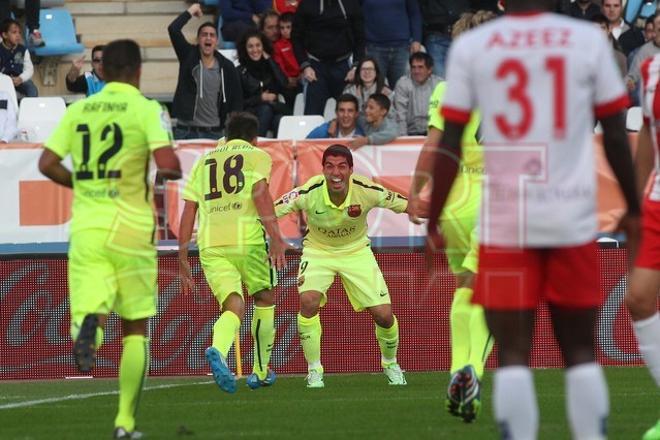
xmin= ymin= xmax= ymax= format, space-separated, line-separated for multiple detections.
xmin=627 ymin=55 xmax=660 ymax=440
xmin=426 ymin=0 xmax=641 ymax=439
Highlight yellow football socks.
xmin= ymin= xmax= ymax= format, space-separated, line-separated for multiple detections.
xmin=212 ymin=310 xmax=241 ymax=358
xmin=376 ymin=315 xmax=399 ymax=364
xmin=297 ymin=313 xmax=322 ymax=368
xmin=468 ymin=303 xmax=494 ymax=379
xmin=252 ymin=305 xmax=275 ymax=380
xmin=114 ymin=335 xmax=148 ymax=432
xmin=450 ymin=287 xmax=474 ymax=374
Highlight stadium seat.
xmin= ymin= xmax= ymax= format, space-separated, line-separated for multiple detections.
xmin=30 ymin=9 xmax=84 ymax=57
xmin=293 ymin=93 xmax=304 ymax=116
xmin=323 ymin=98 xmax=336 ymax=122
xmin=625 ymin=0 xmax=658 ymax=23
xmin=277 ymin=115 xmax=325 ymax=139
xmin=17 ymin=97 xmax=65 ymax=142
xmin=626 ymin=106 xmax=643 ymax=131
xmin=0 ymin=74 xmax=18 ymax=112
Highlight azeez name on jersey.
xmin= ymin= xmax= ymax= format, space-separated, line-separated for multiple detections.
xmin=486 ymin=27 xmax=572 ymax=49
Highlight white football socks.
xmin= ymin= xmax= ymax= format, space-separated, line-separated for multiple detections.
xmin=494 ymin=366 xmax=538 ymax=440
xmin=633 ymin=312 xmax=660 ymax=387
xmin=565 ymin=363 xmax=609 ymax=440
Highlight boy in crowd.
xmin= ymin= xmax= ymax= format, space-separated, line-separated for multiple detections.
xmin=0 ymin=18 xmax=37 ymax=97
xmin=272 ymin=12 xmax=300 ymax=89
xmin=351 ymin=93 xmax=397 ymax=149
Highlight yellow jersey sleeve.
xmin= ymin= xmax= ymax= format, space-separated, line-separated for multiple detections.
xmin=251 ymin=150 xmax=272 ymax=184
xmin=378 ymin=187 xmax=408 ymax=214
xmin=143 ymin=102 xmax=174 ymax=152
xmin=274 ymin=186 xmax=307 ymax=217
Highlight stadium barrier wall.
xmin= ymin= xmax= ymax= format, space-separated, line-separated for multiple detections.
xmin=0 ymin=248 xmax=644 ymax=380
xmin=0 ymin=134 xmax=633 ymax=245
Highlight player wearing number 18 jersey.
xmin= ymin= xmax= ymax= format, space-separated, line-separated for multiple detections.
xmin=178 ymin=112 xmax=287 ymax=394
xmin=426 ymin=1 xmax=641 ymax=439
xmin=39 ymin=40 xmax=182 ymax=439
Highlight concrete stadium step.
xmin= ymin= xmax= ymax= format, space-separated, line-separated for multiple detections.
xmin=74 ymin=13 xmax=214 ymax=48
xmin=67 ymin=1 xmax=190 ymax=16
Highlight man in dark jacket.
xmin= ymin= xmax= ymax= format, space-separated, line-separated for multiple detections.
xmin=292 ymin=0 xmax=365 ymax=115
xmin=418 ymin=0 xmax=498 ymax=78
xmin=168 ymin=3 xmax=243 ymax=140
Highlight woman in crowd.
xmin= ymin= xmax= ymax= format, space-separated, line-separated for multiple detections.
xmin=343 ymin=56 xmax=392 ymax=115
xmin=237 ymin=30 xmax=290 ymax=137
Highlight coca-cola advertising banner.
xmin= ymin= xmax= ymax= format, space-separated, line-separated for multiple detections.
xmin=0 ymin=248 xmax=642 ymax=380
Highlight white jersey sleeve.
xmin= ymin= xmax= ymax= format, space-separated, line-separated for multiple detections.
xmin=593 ymin=32 xmax=629 ymax=120
xmin=440 ymin=36 xmax=476 ymax=124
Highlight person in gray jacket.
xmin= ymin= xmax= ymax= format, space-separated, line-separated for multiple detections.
xmin=626 ymin=14 xmax=660 ymax=106
xmin=393 ymin=52 xmax=441 ymax=136
xmin=350 ymin=93 xmax=397 ymax=149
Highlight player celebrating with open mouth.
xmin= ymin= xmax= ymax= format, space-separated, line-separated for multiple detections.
xmin=275 ymin=144 xmax=426 ymax=388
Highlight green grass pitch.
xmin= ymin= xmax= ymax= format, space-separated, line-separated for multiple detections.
xmin=0 ymin=368 xmax=657 ymax=439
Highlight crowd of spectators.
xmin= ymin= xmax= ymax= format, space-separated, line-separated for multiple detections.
xmin=0 ymin=0 xmax=655 ymax=143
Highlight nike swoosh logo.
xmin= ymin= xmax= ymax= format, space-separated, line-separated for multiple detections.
xmin=379 ymin=292 xmax=387 ymax=297
xmin=315 ymin=210 xmax=325 ymax=214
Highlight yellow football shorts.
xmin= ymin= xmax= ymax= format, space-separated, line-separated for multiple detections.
xmin=440 ymin=204 xmax=479 ymax=275
xmin=68 ymin=229 xmax=158 ymax=335
xmin=297 ymin=246 xmax=390 ymax=312
xmin=200 ymin=244 xmax=277 ymax=306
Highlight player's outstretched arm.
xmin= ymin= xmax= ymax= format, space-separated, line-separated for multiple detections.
xmin=600 ymin=113 xmax=642 ymax=263
xmin=409 ymin=126 xmax=442 ymax=223
xmin=178 ymin=200 xmax=197 ymax=295
xmin=253 ymin=179 xmax=287 ymax=270
xmin=38 ymin=149 xmax=72 ymax=188
xmin=153 ymin=146 xmax=182 ymax=181
xmin=635 ymin=122 xmax=655 ymax=200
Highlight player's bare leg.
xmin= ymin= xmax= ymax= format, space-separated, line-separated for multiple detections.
xmin=486 ymin=310 xmax=538 ymax=440
xmin=367 ymin=304 xmax=406 ymax=385
xmin=114 ymin=318 xmax=149 ymax=440
xmin=247 ymin=289 xmax=277 ymax=389
xmin=550 ymin=305 xmax=608 ymax=440
xmin=298 ymin=290 xmax=324 ymax=388
xmin=626 ymin=269 xmax=660 ymax=439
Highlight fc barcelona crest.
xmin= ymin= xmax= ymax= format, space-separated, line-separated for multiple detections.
xmin=347 ymin=205 xmax=361 ymax=218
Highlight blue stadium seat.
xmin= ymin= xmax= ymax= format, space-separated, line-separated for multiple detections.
xmin=30 ymin=9 xmax=84 ymax=57
xmin=625 ymin=0 xmax=658 ymax=24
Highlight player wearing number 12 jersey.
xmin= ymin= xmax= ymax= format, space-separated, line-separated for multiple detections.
xmin=39 ymin=40 xmax=182 ymax=439
xmin=426 ymin=1 xmax=641 ymax=439
xmin=178 ymin=112 xmax=287 ymax=394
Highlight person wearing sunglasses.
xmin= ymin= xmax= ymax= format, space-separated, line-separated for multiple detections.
xmin=66 ymin=45 xmax=106 ymax=97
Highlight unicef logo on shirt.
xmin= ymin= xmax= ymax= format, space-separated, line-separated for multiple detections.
xmin=232 ymin=202 xmax=242 ymax=210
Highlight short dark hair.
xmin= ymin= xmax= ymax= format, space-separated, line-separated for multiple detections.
xmin=91 ymin=45 xmax=105 ymax=56
xmin=409 ymin=52 xmax=434 ymax=69
xmin=368 ymin=93 xmax=391 ymax=113
xmin=280 ymin=12 xmax=295 ymax=24
xmin=197 ymin=21 xmax=216 ymax=37
xmin=648 ymin=14 xmax=658 ymax=26
xmin=0 ymin=18 xmax=19 ymax=34
xmin=226 ymin=112 xmax=259 ymax=142
xmin=102 ymin=39 xmax=141 ymax=82
xmin=322 ymin=144 xmax=353 ymax=168
xmin=336 ymin=94 xmax=359 ymax=112
xmin=259 ymin=9 xmax=280 ymax=30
